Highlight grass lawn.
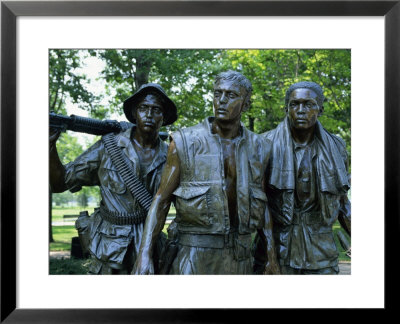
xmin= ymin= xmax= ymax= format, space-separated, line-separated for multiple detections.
xmin=52 ymin=206 xmax=95 ymax=223
xmin=333 ymin=222 xmax=351 ymax=262
xmin=50 ymin=257 xmax=91 ymax=275
xmin=50 ymin=225 xmax=78 ymax=251
xmin=50 ymin=206 xmax=175 ymax=251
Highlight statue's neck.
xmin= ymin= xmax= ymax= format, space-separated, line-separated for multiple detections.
xmin=211 ymin=117 xmax=241 ymax=140
xmin=290 ymin=126 xmax=316 ymax=145
xmin=132 ymin=129 xmax=159 ymax=149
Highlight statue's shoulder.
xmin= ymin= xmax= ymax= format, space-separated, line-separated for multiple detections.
xmin=261 ymin=124 xmax=279 ymax=142
xmin=172 ymin=121 xmax=204 ymax=141
xmin=244 ymin=127 xmax=267 ymax=143
xmin=331 ymin=133 xmax=346 ymax=148
xmin=322 ymin=129 xmax=348 ymax=160
xmin=159 ymin=138 xmax=169 ymax=155
xmin=171 ymin=122 xmax=206 ymax=158
xmin=243 ymin=127 xmax=272 ymax=162
xmin=332 ymin=133 xmax=348 ymax=158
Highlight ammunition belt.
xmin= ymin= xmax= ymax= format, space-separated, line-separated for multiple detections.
xmin=102 ymin=133 xmax=153 ymax=212
xmin=99 ymin=204 xmax=146 ymax=225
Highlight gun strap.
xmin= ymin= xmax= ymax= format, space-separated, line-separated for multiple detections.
xmin=102 ymin=133 xmax=153 ymax=213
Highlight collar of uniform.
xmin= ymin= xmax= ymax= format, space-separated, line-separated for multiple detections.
xmin=116 ymin=127 xmax=134 ymax=148
xmin=147 ymin=140 xmax=167 ymax=173
xmin=116 ymin=127 xmax=167 ymax=174
xmin=292 ymin=138 xmax=317 ymax=159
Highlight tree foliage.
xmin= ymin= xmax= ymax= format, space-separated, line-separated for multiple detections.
xmin=49 ymin=49 xmax=351 ymax=161
xmin=49 ymin=50 xmax=100 ymax=114
xmin=219 ymin=49 xmax=351 ymax=137
xmin=88 ymin=49 xmax=222 ymax=129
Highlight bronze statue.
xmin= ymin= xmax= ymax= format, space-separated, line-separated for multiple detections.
xmin=133 ymin=71 xmax=280 ymax=275
xmin=254 ymin=81 xmax=351 ymax=274
xmin=49 ymin=83 xmax=177 ymax=274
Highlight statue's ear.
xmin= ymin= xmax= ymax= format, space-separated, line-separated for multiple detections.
xmin=242 ymin=95 xmax=251 ymax=112
xmin=285 ymin=106 xmax=289 ymax=114
xmin=318 ymin=105 xmax=324 ymax=117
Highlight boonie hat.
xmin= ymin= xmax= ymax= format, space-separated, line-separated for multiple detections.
xmin=123 ymin=83 xmax=178 ymax=126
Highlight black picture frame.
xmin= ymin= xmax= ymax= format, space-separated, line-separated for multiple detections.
xmin=1 ymin=0 xmax=398 ymax=322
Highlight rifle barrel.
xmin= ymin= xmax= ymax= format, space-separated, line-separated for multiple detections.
xmin=49 ymin=112 xmax=169 ymax=140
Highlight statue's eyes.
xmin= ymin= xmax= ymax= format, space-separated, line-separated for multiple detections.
xmin=138 ymin=106 xmax=162 ymax=114
xmin=138 ymin=105 xmax=148 ymax=112
xmin=306 ymin=102 xmax=318 ymax=109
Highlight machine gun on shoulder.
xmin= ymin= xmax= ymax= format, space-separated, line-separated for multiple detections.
xmin=49 ymin=112 xmax=169 ymax=140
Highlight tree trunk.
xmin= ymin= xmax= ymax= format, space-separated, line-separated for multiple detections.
xmin=248 ymin=116 xmax=255 ymax=132
xmin=50 ymin=87 xmax=59 ymax=111
xmin=134 ymin=52 xmax=153 ymax=89
xmin=295 ymin=51 xmax=300 ymax=77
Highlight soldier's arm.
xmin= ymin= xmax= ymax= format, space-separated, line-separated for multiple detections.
xmin=260 ymin=175 xmax=280 ymax=274
xmin=338 ymin=195 xmax=351 ymax=237
xmin=50 ymin=130 xmax=101 ymax=193
xmin=49 ymin=129 xmax=68 ymax=193
xmin=133 ymin=140 xmax=181 ymax=274
xmin=338 ymin=141 xmax=351 ymax=237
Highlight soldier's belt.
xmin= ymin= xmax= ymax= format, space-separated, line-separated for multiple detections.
xmin=292 ymin=211 xmax=321 ymax=225
xmin=178 ymin=232 xmax=251 ymax=249
xmin=99 ymin=205 xmax=146 ymax=225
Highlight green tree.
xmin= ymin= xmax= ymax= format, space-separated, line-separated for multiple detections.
xmin=49 ymin=50 xmax=100 ymax=114
xmin=49 ymin=48 xmax=351 ymax=183
xmin=218 ymin=49 xmax=351 ymax=161
xmin=49 ymin=49 xmax=103 ymax=241
xmin=50 ymin=49 xmax=350 ymax=138
xmin=52 ymin=191 xmax=75 ymax=207
xmin=90 ymin=49 xmax=222 ymax=129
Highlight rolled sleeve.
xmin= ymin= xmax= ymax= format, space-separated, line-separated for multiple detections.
xmin=64 ymin=140 xmax=102 ymax=192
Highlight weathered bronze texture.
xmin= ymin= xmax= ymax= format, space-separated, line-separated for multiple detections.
xmin=133 ymin=71 xmax=280 ymax=275
xmin=255 ymin=81 xmax=351 ymax=275
xmin=49 ymin=83 xmax=177 ymax=274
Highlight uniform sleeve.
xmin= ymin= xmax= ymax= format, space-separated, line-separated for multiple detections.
xmin=334 ymin=135 xmax=351 ymax=235
xmin=338 ymin=194 xmax=351 ymax=235
xmin=64 ymin=140 xmax=102 ymax=193
xmin=170 ymin=129 xmax=186 ymax=168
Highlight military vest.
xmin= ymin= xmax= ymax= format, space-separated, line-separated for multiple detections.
xmin=172 ymin=117 xmax=271 ymax=235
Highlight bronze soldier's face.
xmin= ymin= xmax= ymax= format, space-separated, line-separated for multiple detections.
xmin=134 ymin=94 xmax=164 ymax=133
xmin=213 ymin=79 xmax=247 ymax=122
xmin=287 ymin=88 xmax=322 ymax=131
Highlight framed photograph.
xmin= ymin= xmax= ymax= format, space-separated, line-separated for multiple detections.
xmin=1 ymin=0 xmax=398 ymax=321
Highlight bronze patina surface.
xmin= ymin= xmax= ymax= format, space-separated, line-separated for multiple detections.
xmin=50 ymin=83 xmax=177 ymax=274
xmin=254 ymin=81 xmax=351 ymax=275
xmin=133 ymin=71 xmax=280 ymax=275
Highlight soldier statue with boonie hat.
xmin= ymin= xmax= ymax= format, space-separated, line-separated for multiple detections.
xmin=50 ymin=83 xmax=177 ymax=274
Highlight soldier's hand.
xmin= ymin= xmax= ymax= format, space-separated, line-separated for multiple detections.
xmin=49 ymin=128 xmax=62 ymax=149
xmin=264 ymin=261 xmax=281 ymax=275
xmin=132 ymin=253 xmax=154 ymax=275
